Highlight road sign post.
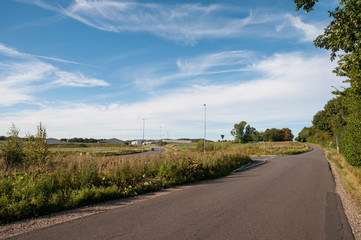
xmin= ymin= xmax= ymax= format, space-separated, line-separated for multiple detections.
xmin=221 ymin=135 xmax=225 ymax=151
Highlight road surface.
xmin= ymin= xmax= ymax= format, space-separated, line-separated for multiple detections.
xmin=9 ymin=145 xmax=353 ymax=239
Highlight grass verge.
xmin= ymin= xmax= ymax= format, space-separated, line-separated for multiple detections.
xmin=0 ymin=150 xmax=250 ymax=224
xmin=325 ymin=148 xmax=361 ymax=213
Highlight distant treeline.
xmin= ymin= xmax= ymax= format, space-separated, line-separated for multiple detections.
xmin=231 ymin=121 xmax=294 ymax=143
xmin=60 ymin=138 xmax=106 ymax=143
xmin=0 ymin=136 xmax=105 ymax=143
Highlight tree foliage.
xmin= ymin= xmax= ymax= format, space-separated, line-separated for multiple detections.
xmin=296 ymin=96 xmax=348 ymax=146
xmin=293 ymin=0 xmax=318 ymax=13
xmin=231 ymin=121 xmax=261 ymax=143
xmin=0 ymin=123 xmax=50 ymax=168
xmin=294 ymin=0 xmax=361 ymax=166
xmin=24 ymin=122 xmax=49 ymax=165
xmin=231 ymin=121 xmax=247 ymax=143
xmin=263 ymin=128 xmax=294 ymax=142
xmin=231 ymin=122 xmax=292 ymax=143
xmin=0 ymin=123 xmax=24 ymax=168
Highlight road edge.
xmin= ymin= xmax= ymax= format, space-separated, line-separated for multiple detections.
xmin=329 ymin=160 xmax=361 ymax=240
xmin=232 ymin=160 xmax=267 ymax=173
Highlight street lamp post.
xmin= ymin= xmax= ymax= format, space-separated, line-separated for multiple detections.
xmin=160 ymin=126 xmax=162 ymax=140
xmin=204 ymin=104 xmax=206 ymax=153
xmin=142 ymin=119 xmax=145 ymax=153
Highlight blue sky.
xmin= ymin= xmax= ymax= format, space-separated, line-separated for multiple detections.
xmin=0 ymin=0 xmax=346 ymax=141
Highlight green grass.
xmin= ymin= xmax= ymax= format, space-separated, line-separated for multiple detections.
xmin=0 ymin=141 xmax=311 ymax=224
xmin=230 ymin=141 xmax=311 ymax=155
xmin=0 ymin=149 xmax=250 ymax=223
xmin=165 ymin=141 xmax=311 ymax=155
xmin=48 ymin=143 xmax=143 ymax=156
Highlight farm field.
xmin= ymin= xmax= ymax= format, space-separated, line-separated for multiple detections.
xmin=47 ymin=142 xmax=144 ymax=157
xmin=165 ymin=141 xmax=311 ymax=155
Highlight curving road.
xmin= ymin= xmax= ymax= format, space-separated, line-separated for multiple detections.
xmin=9 ymin=145 xmax=353 ymax=240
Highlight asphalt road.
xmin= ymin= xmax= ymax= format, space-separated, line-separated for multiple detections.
xmin=10 ymin=145 xmax=354 ymax=240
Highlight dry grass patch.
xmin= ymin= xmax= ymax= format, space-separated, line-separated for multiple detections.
xmin=326 ymin=149 xmax=361 ymax=212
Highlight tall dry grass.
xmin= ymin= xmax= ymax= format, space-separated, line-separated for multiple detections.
xmin=326 ymin=149 xmax=361 ymax=212
xmin=0 ymin=150 xmax=250 ymax=223
xmin=231 ymin=141 xmax=311 ymax=155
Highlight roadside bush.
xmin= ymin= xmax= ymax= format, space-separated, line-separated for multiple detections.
xmin=24 ymin=123 xmax=49 ymax=166
xmin=0 ymin=123 xmax=24 ymax=168
xmin=1 ymin=123 xmax=50 ymax=169
xmin=0 ymin=149 xmax=250 ymax=223
xmin=343 ymin=114 xmax=361 ymax=166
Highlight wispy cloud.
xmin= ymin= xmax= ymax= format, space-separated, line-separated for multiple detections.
xmin=133 ymin=50 xmax=255 ymax=90
xmin=0 ymin=52 xmax=345 ymax=139
xmin=284 ymin=14 xmax=323 ymax=42
xmin=24 ymin=0 xmax=322 ymax=44
xmin=0 ymin=43 xmax=109 ymax=107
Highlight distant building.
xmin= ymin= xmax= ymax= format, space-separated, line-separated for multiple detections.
xmin=144 ymin=140 xmax=158 ymax=145
xmin=131 ymin=140 xmax=143 ymax=145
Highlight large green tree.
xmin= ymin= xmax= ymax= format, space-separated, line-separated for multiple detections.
xmin=231 ymin=121 xmax=247 ymax=143
xmin=294 ymin=0 xmax=361 ymax=165
xmin=231 ymin=121 xmax=260 ymax=143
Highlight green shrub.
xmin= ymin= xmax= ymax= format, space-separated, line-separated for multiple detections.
xmin=0 ymin=124 xmax=24 ymax=168
xmin=343 ymin=114 xmax=361 ymax=166
xmin=0 ymin=150 xmax=250 ymax=224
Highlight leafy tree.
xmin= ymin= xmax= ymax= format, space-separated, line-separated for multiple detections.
xmin=263 ymin=128 xmax=284 ymax=142
xmin=24 ymin=122 xmax=49 ymax=165
xmin=282 ymin=128 xmax=294 ymax=141
xmin=263 ymin=128 xmax=294 ymax=142
xmin=296 ymin=127 xmax=315 ymax=142
xmin=294 ymin=0 xmax=361 ymax=165
xmin=0 ymin=123 xmax=24 ymax=168
xmin=231 ymin=121 xmax=247 ymax=143
xmin=231 ymin=121 xmax=260 ymax=143
xmin=293 ymin=0 xmax=318 ymax=13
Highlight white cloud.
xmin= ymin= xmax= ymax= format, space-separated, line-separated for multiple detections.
xmin=133 ymin=50 xmax=254 ymax=90
xmin=26 ymin=1 xmax=323 ymax=44
xmin=0 ymin=44 xmax=121 ymax=111
xmin=59 ymin=1 xmax=253 ymax=44
xmin=285 ymin=14 xmax=323 ymax=42
xmin=176 ymin=50 xmax=254 ymax=76
xmin=0 ymin=43 xmax=110 ymax=107
xmin=0 ymin=52 xmax=346 ymax=140
xmin=0 ymin=43 xmax=25 ymax=57
xmin=51 ymin=71 xmax=110 ymax=87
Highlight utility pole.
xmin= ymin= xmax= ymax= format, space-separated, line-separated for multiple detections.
xmin=142 ymin=119 xmax=145 ymax=153
xmin=204 ymin=104 xmax=206 ymax=153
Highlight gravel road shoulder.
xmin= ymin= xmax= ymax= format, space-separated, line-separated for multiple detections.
xmin=329 ymin=161 xmax=361 ymax=240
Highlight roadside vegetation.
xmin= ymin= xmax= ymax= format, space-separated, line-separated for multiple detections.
xmin=0 ymin=122 xmax=309 ymax=224
xmin=166 ymin=141 xmax=310 ymax=155
xmin=0 ymin=123 xmax=251 ymax=224
xmin=325 ymin=148 xmax=361 ymax=213
xmin=293 ymin=0 xmax=361 ymax=167
xmin=293 ymin=0 xmax=361 ymax=216
xmin=48 ymin=143 xmax=143 ymax=157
